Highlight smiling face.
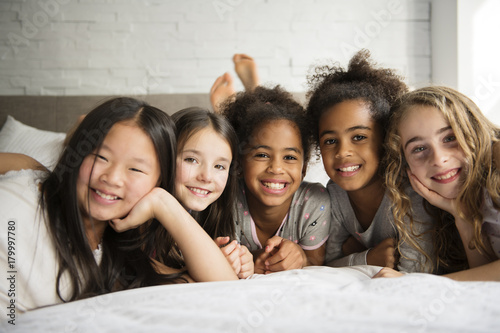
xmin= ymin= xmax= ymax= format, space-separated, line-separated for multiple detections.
xmin=76 ymin=121 xmax=161 ymax=228
xmin=241 ymin=119 xmax=304 ymax=210
xmin=399 ymin=105 xmax=466 ymax=199
xmin=318 ymin=100 xmax=384 ymax=194
xmin=175 ymin=127 xmax=232 ymax=212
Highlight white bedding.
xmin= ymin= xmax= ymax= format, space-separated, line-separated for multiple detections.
xmin=5 ymin=266 xmax=500 ymax=333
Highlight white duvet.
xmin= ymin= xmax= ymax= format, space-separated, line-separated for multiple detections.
xmin=5 ymin=265 xmax=500 ymax=333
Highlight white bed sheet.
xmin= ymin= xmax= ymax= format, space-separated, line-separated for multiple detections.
xmin=5 ymin=266 xmax=500 ymax=333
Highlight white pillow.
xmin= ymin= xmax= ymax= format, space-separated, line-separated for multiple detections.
xmin=0 ymin=115 xmax=66 ymax=171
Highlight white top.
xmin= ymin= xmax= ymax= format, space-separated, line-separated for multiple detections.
xmin=0 ymin=169 xmax=101 ymax=314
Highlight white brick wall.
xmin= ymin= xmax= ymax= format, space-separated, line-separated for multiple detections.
xmin=0 ymin=0 xmax=432 ymax=96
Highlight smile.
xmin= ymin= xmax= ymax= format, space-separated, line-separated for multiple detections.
xmin=337 ymin=165 xmax=360 ymax=172
xmin=95 ymin=189 xmax=119 ymax=200
xmin=262 ymin=181 xmax=287 ymax=190
xmin=433 ymin=169 xmax=458 ymax=180
xmin=188 ymin=187 xmax=210 ymax=195
xmin=432 ymin=168 xmax=461 ymax=183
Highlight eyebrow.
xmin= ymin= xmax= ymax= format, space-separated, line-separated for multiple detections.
xmin=403 ymin=126 xmax=452 ymax=150
xmin=182 ymin=148 xmax=231 ymax=163
xmin=251 ymin=145 xmax=302 ymax=155
xmin=319 ymin=125 xmax=372 ymax=138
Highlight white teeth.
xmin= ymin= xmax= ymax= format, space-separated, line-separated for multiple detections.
xmin=263 ymin=182 xmax=286 ymax=190
xmin=339 ymin=165 xmax=360 ymax=172
xmin=189 ymin=187 xmax=209 ymax=195
xmin=95 ymin=189 xmax=118 ymax=200
xmin=435 ymin=169 xmax=458 ymax=180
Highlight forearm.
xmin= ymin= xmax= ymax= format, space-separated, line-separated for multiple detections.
xmin=444 ymin=260 xmax=500 ymax=281
xmin=304 ymin=246 xmax=325 ymax=266
xmin=325 ymin=250 xmax=368 ymax=267
xmin=154 ymin=191 xmax=238 ymax=282
xmin=0 ymin=153 xmax=46 ymax=174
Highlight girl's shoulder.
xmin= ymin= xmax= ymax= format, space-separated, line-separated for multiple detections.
xmin=292 ymin=181 xmax=330 ymax=211
xmin=482 ymin=189 xmax=500 ymax=225
xmin=325 ymin=180 xmax=350 ymax=201
xmin=297 ymin=181 xmax=329 ymax=198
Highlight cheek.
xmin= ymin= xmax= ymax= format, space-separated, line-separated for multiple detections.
xmin=215 ymin=172 xmax=229 ymax=190
xmin=78 ymin=157 xmax=94 ymax=186
xmin=176 ymin=163 xmax=193 ymax=184
xmin=128 ymin=179 xmax=155 ymax=203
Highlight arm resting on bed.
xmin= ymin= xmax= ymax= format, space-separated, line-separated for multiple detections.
xmin=0 ymin=152 xmax=47 ymax=174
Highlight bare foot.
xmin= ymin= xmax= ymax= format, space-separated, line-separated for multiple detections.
xmin=233 ymin=54 xmax=259 ymax=91
xmin=209 ymin=72 xmax=236 ymax=113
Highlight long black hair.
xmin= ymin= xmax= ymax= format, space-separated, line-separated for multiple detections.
xmin=40 ymin=97 xmax=182 ymax=302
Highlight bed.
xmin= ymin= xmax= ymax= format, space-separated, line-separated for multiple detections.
xmin=1 ymin=94 xmax=499 ymax=332
xmin=4 ymin=266 xmax=500 ymax=332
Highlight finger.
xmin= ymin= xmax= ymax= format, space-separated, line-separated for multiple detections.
xmin=214 ymin=236 xmax=231 ymax=247
xmin=239 ymin=247 xmax=253 ymax=265
xmin=238 ymin=262 xmax=254 ymax=279
xmin=109 ymin=219 xmax=131 ymax=232
xmin=264 ymin=236 xmax=284 ymax=253
xmin=219 ymin=240 xmax=238 ymax=256
xmin=372 ymin=268 xmax=386 ymax=278
xmin=264 ymin=246 xmax=289 ymax=266
xmin=267 ymin=254 xmax=302 ymax=272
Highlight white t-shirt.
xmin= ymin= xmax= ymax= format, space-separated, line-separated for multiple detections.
xmin=0 ymin=169 xmax=101 ymax=315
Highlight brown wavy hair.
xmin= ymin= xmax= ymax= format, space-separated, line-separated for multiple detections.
xmin=385 ymin=86 xmax=500 ymax=273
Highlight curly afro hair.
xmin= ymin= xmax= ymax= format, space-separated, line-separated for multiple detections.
xmin=221 ymin=85 xmax=311 ymax=164
xmin=305 ymin=49 xmax=408 ymax=147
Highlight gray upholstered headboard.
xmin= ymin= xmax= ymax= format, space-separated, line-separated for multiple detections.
xmin=0 ymin=92 xmax=306 ymax=133
xmin=0 ymin=94 xmax=216 ymax=133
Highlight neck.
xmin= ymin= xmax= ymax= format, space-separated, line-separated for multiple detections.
xmin=245 ymin=193 xmax=291 ymax=235
xmin=347 ymin=176 xmax=385 ymax=225
xmin=83 ymin=217 xmax=107 ymax=251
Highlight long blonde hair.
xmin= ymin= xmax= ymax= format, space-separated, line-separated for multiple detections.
xmin=385 ymin=86 xmax=500 ymax=272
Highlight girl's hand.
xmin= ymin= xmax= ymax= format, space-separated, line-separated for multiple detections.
xmin=109 ymin=187 xmax=163 ymax=232
xmin=238 ymin=245 xmax=254 ymax=279
xmin=342 ymin=235 xmax=367 ymax=256
xmin=372 ymin=267 xmax=404 ymax=278
xmin=254 ymin=249 xmax=271 ymax=274
xmin=263 ymin=236 xmax=307 ymax=273
xmin=215 ymin=237 xmax=242 ymax=275
xmin=407 ymin=169 xmax=459 ymax=217
xmin=215 ymin=237 xmax=254 ymax=278
xmin=366 ymin=238 xmax=397 ymax=268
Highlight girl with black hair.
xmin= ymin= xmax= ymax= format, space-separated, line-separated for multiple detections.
xmin=0 ymin=97 xmax=237 ymax=313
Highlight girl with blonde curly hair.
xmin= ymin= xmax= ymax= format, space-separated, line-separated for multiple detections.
xmin=376 ymin=86 xmax=500 ymax=281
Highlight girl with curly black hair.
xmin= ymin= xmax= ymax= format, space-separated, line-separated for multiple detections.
xmin=306 ymin=49 xmax=436 ymax=273
xmin=220 ymin=85 xmax=331 ymax=274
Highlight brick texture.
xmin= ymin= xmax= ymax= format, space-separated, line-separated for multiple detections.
xmin=0 ymin=0 xmax=431 ymax=96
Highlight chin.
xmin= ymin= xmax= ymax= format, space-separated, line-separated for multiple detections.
xmin=186 ymin=202 xmax=210 ymax=212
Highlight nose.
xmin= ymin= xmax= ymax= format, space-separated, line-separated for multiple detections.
xmin=100 ymin=165 xmax=124 ymax=187
xmin=196 ymin=164 xmax=213 ymax=182
xmin=431 ymin=146 xmax=449 ymax=166
xmin=267 ymin=157 xmax=284 ymax=174
xmin=335 ymin=141 xmax=352 ymax=159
